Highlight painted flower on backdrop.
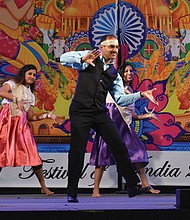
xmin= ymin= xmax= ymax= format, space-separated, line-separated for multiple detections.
xmin=35 ymin=73 xmax=59 ymax=111
xmin=131 ymin=74 xmax=185 ymax=151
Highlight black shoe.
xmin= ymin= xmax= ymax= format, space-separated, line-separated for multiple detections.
xmin=67 ymin=196 xmax=79 ymax=203
xmin=141 ymin=185 xmax=152 ymax=193
xmin=127 ymin=185 xmax=150 ymax=198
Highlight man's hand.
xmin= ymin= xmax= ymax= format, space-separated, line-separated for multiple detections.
xmin=141 ymin=88 xmax=158 ymax=105
xmin=81 ymin=49 xmax=101 ymax=66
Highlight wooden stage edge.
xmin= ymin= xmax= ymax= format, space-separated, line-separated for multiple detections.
xmin=33 ymin=134 xmax=190 ymax=143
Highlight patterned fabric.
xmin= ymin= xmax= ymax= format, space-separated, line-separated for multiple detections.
xmin=10 ymin=84 xmax=34 ymax=116
xmin=2 ymin=80 xmax=35 ymax=117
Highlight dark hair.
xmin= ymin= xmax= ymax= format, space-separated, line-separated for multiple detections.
xmin=0 ymin=64 xmax=37 ymax=92
xmin=118 ymin=62 xmax=136 ymax=86
xmin=99 ymin=34 xmax=118 ymax=44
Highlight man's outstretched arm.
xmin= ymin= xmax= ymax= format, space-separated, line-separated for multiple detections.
xmin=110 ymin=74 xmax=158 ymax=106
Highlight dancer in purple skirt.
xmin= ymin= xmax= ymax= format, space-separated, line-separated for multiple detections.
xmin=90 ymin=63 xmax=161 ymax=197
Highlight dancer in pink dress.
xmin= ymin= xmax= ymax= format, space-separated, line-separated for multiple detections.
xmin=0 ymin=64 xmax=58 ymax=195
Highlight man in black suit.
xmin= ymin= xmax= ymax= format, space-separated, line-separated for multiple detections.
xmin=60 ymin=34 xmax=158 ymax=203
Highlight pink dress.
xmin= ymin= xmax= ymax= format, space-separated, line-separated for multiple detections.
xmin=0 ymin=80 xmax=42 ymax=167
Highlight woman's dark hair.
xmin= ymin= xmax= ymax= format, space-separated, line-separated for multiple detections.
xmin=0 ymin=64 xmax=37 ymax=92
xmin=118 ymin=62 xmax=136 ymax=86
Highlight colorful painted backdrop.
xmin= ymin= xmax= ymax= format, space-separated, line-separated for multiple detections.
xmin=0 ymin=0 xmax=190 ymax=153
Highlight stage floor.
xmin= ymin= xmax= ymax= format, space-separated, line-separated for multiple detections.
xmin=0 ymin=193 xmax=177 ymax=211
xmin=0 ymin=193 xmax=190 ymax=220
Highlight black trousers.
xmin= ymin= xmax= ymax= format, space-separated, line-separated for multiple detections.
xmin=67 ymin=109 xmax=140 ymax=197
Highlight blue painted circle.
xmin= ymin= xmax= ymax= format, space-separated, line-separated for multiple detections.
xmin=89 ymin=2 xmax=147 ymax=58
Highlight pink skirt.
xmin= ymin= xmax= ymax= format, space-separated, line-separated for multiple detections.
xmin=0 ymin=104 xmax=42 ymax=167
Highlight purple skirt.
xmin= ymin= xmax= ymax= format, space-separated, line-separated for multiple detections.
xmin=89 ymin=103 xmax=149 ymax=167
